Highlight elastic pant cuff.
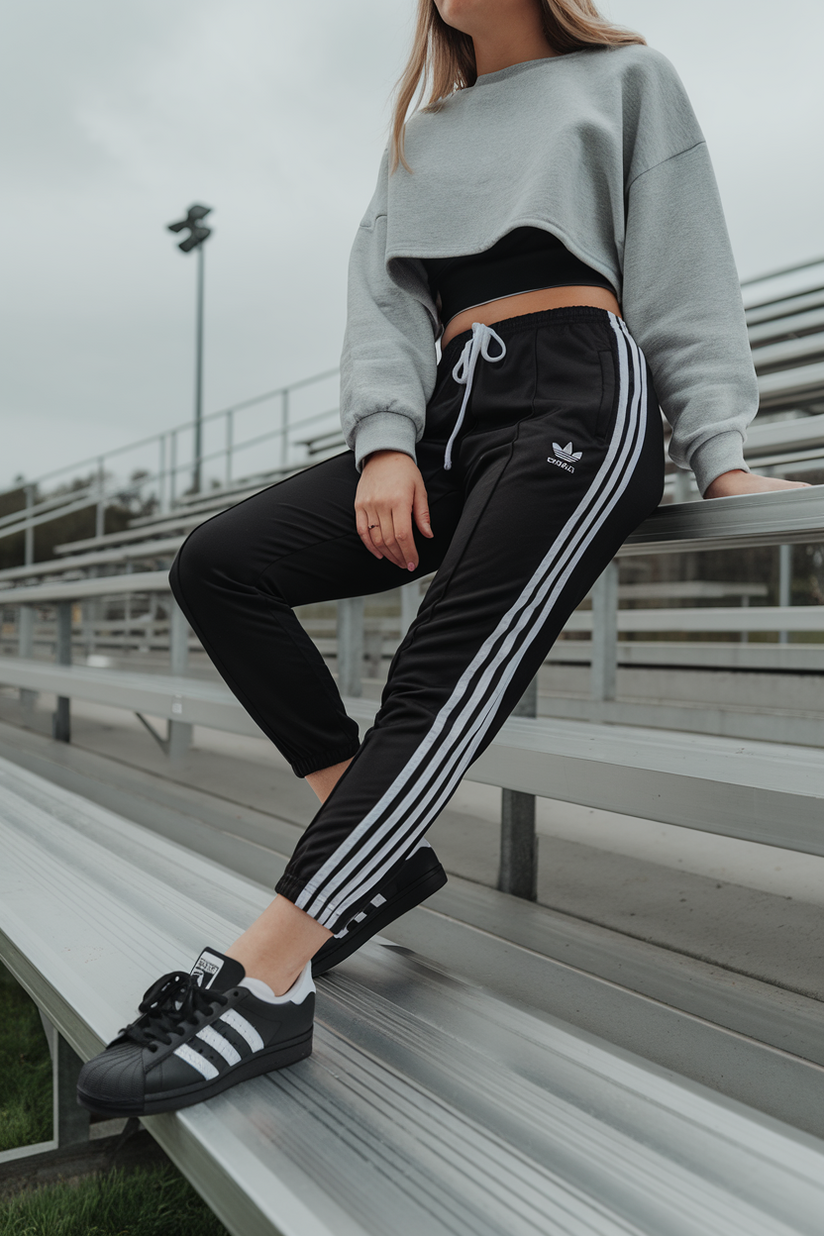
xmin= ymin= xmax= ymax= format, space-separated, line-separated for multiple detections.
xmin=274 ymin=874 xmax=315 ymax=906
xmin=291 ymin=742 xmax=361 ymax=779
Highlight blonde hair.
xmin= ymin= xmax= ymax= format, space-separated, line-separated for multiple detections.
xmin=390 ymin=1 xmax=646 ymax=171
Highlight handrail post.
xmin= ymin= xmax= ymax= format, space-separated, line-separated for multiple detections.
xmin=95 ymin=457 xmax=105 ymax=540
xmin=590 ymin=559 xmax=619 ymax=704
xmin=82 ymin=584 xmax=97 ymax=660
xmin=498 ymin=675 xmax=538 ymax=900
xmin=281 ymin=388 xmax=290 ymax=470
xmin=778 ymin=543 xmax=791 ymax=645
xmin=170 ymin=431 xmax=178 ymax=507
xmin=337 ymin=597 xmax=364 ymax=697
xmin=123 ymin=562 xmax=133 ymax=656
xmin=225 ymin=409 xmax=234 ymax=488
xmin=159 ymin=434 xmax=168 ymax=516
xmin=399 ymin=579 xmax=420 ymax=639
xmin=52 ymin=600 xmax=72 ymax=742
xmin=167 ymin=599 xmax=193 ymax=760
xmin=24 ymin=483 xmax=35 ymax=566
xmin=18 ymin=604 xmax=37 ymax=709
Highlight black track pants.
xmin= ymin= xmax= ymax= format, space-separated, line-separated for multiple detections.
xmin=170 ymin=307 xmax=664 ymax=933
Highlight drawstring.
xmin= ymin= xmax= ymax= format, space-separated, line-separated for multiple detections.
xmin=443 ymin=322 xmax=507 ymax=470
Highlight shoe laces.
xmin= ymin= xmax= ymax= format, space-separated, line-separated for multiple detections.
xmin=122 ymin=971 xmax=229 ymax=1049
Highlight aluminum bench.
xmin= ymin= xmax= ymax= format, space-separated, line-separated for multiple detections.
xmin=2 ymin=485 xmax=823 ymax=889
xmin=2 ymin=754 xmax=823 ymax=1236
xmin=2 ymin=656 xmax=824 ymax=861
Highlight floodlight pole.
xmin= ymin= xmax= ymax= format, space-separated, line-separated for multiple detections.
xmin=167 ymin=203 xmax=213 ymax=496
xmin=193 ymin=242 xmax=205 ymax=495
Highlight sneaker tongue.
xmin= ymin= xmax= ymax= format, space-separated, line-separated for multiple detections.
xmin=189 ymin=947 xmax=246 ymax=993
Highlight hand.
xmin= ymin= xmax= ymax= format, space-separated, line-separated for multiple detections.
xmin=355 ymin=450 xmax=434 ymax=570
xmin=703 ymin=469 xmax=811 ymax=500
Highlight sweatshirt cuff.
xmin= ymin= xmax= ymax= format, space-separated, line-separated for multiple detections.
xmin=352 ymin=412 xmax=419 ymax=472
xmin=688 ymin=432 xmax=750 ymax=497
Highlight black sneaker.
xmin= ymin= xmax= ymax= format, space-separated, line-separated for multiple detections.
xmin=312 ymin=842 xmax=447 ymax=977
xmin=76 ymin=947 xmax=314 ymax=1117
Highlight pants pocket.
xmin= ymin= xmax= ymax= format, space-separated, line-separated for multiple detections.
xmin=596 ymin=348 xmax=617 ymax=441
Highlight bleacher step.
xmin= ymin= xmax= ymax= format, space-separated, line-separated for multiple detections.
xmin=2 ymin=754 xmax=823 ymax=1236
xmin=5 ymin=659 xmax=824 ymax=860
xmin=1 ymin=718 xmax=823 ymax=1146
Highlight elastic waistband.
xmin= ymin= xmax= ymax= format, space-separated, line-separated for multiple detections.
xmin=440 ymin=306 xmax=621 ymax=370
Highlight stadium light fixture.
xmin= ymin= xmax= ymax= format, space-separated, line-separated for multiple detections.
xmin=167 ymin=204 xmax=213 ymax=493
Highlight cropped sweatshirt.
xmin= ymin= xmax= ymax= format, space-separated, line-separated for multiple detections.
xmin=340 ymin=44 xmax=757 ymax=497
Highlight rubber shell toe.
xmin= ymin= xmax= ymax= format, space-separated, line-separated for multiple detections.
xmin=77 ymin=1041 xmax=145 ymax=1111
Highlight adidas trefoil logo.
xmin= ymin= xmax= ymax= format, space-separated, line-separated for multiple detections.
xmin=191 ymin=952 xmax=221 ymax=988
xmin=553 ymin=441 xmax=582 ymax=463
xmin=548 ymin=441 xmax=582 ymax=473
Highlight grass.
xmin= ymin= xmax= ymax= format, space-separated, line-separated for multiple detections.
xmin=0 ymin=962 xmax=230 ymax=1235
xmin=0 ymin=964 xmax=52 ymax=1153
xmin=0 ymin=1165 xmax=230 ymax=1236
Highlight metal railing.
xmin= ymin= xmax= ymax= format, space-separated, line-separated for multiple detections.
xmin=2 ymin=486 xmax=823 ymax=713
xmin=1 ymin=486 xmax=824 ymax=896
xmin=3 ymin=255 xmax=824 ymax=562
xmin=0 ymin=365 xmax=341 ymax=556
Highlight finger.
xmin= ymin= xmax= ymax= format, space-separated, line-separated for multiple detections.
xmin=413 ymin=481 xmax=433 ymax=539
xmin=378 ymin=509 xmax=407 ymax=569
xmin=375 ymin=506 xmax=408 ymax=570
xmin=372 ymin=513 xmax=406 ymax=567
xmin=392 ymin=507 xmax=418 ymax=571
xmin=356 ymin=509 xmax=384 ymax=560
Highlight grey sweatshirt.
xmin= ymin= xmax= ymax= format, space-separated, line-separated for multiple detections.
xmin=341 ymin=44 xmax=757 ymax=496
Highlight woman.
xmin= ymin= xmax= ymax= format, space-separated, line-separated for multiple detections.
xmin=77 ymin=0 xmax=807 ymax=1117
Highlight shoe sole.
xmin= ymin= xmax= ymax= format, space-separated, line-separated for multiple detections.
xmin=312 ymin=861 xmax=447 ymax=978
xmin=77 ymin=1027 xmax=313 ymax=1117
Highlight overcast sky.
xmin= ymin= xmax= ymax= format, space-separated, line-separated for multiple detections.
xmin=3 ymin=0 xmax=823 ymax=491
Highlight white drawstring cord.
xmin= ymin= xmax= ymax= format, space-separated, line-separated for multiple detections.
xmin=443 ymin=322 xmax=507 ymax=470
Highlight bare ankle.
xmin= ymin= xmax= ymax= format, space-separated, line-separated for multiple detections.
xmin=225 ymin=893 xmax=332 ymax=996
xmin=226 ymin=947 xmax=305 ymax=997
xmin=305 ymin=756 xmax=354 ymax=803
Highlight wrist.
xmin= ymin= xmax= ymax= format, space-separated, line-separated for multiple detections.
xmin=353 ymin=412 xmax=418 ymax=472
xmin=688 ymin=434 xmax=749 ymax=497
xmin=703 ymin=468 xmax=747 ymax=499
xmin=363 ymin=449 xmax=410 ymax=469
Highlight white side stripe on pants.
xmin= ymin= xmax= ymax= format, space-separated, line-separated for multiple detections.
xmin=299 ymin=314 xmax=648 ymax=928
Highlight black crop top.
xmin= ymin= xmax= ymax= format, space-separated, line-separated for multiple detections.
xmin=422 ymin=227 xmax=616 ymax=326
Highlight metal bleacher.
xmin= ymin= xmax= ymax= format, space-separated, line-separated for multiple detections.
xmin=2 ymin=257 xmax=824 ymax=1232
xmin=3 ymin=752 xmax=824 ymax=1236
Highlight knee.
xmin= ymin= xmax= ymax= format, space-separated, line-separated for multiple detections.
xmin=170 ymin=516 xmax=235 ymax=605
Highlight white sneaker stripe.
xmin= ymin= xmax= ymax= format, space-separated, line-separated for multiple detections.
xmin=219 ymin=1007 xmax=264 ymax=1053
xmin=197 ymin=1024 xmax=241 ymax=1066
xmin=302 ymin=314 xmax=646 ymax=926
xmin=175 ymin=1041 xmax=219 ymax=1080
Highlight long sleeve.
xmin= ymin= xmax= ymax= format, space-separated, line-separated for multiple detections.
xmin=621 ymin=140 xmax=758 ymax=495
xmin=340 ymin=150 xmax=440 ymax=471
